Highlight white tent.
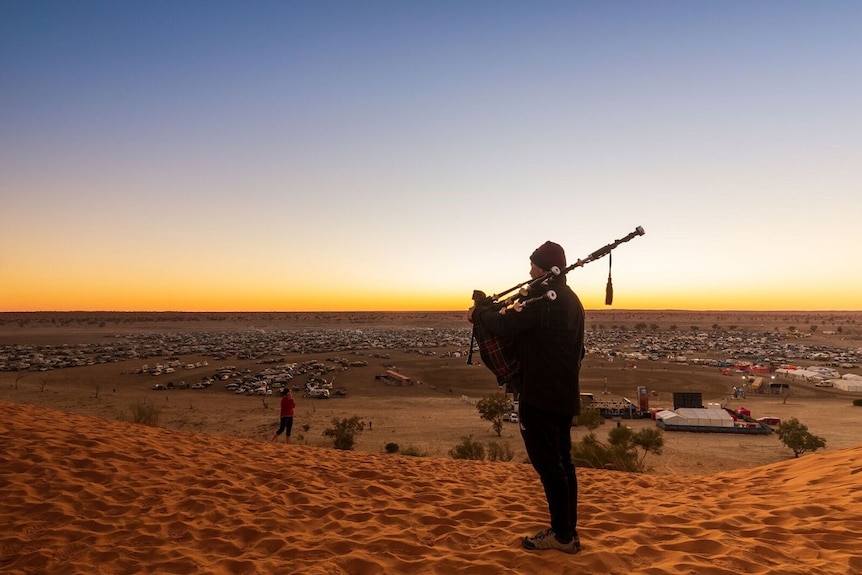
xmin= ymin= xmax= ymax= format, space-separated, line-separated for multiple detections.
xmin=775 ymin=368 xmax=826 ymax=382
xmin=833 ymin=374 xmax=862 ymax=392
xmin=667 ymin=408 xmax=734 ymax=428
xmin=808 ymin=365 xmax=840 ymax=379
xmin=655 ymin=410 xmax=683 ymax=426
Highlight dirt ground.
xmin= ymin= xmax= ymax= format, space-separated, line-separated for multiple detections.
xmin=2 ymin=311 xmax=861 ymax=475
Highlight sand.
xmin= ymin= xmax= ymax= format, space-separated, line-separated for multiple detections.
xmin=2 ymin=400 xmax=861 ymax=575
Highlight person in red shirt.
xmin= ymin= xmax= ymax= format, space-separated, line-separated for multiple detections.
xmin=270 ymin=388 xmax=296 ymax=444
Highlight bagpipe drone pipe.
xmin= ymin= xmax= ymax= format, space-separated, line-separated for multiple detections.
xmin=467 ymin=226 xmax=645 ymax=388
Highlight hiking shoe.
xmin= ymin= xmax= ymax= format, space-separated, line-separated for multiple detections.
xmin=522 ymin=528 xmax=581 ymax=554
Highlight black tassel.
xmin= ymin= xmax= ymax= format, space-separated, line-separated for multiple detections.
xmin=605 ymin=252 xmax=613 ymax=305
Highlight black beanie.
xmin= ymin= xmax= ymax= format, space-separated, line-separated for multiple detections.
xmin=530 ymin=241 xmax=566 ymax=271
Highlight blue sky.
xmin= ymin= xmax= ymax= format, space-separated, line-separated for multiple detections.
xmin=2 ymin=1 xmax=860 ymax=311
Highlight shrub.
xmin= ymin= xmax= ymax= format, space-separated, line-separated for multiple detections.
xmin=385 ymin=442 xmax=400 ymax=454
xmin=486 ymin=441 xmax=515 ymax=462
xmin=571 ymin=419 xmax=664 ymax=473
xmin=853 ymin=399 xmax=862 ymax=407
xmin=400 ymin=446 xmax=426 ymax=457
xmin=120 ymin=401 xmax=162 ymax=427
xmin=449 ymin=435 xmax=486 ymax=460
xmin=629 ymin=427 xmax=665 ymax=468
xmin=572 ymin=433 xmax=617 ymax=470
xmin=322 ymin=416 xmax=365 ymax=450
xmin=574 ymin=407 xmax=605 ymax=430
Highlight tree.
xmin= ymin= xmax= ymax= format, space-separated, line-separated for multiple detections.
xmin=476 ymin=392 xmax=510 ymax=437
xmin=323 ymin=416 xmax=365 ymax=450
xmin=776 ymin=418 xmax=826 ymax=458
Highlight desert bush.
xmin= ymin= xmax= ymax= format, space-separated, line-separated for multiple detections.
xmin=574 ymin=407 xmax=605 ymax=430
xmin=322 ymin=416 xmax=365 ymax=450
xmin=571 ymin=433 xmax=617 ymax=469
xmin=400 ymin=446 xmax=426 ymax=457
xmin=486 ymin=441 xmax=515 ymax=462
xmin=449 ymin=435 xmax=485 ymax=460
xmin=852 ymin=399 xmax=862 ymax=407
xmin=571 ymin=418 xmax=663 ymax=473
xmin=120 ymin=401 xmax=162 ymax=427
xmin=385 ymin=442 xmax=400 ymax=454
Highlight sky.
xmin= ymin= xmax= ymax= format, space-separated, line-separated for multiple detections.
xmin=1 ymin=1 xmax=860 ymax=312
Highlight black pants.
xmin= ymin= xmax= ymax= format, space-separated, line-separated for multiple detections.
xmin=275 ymin=416 xmax=294 ymax=437
xmin=519 ymin=401 xmax=578 ymax=541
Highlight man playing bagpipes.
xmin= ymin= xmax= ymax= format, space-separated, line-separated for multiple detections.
xmin=468 ymin=240 xmax=585 ymax=554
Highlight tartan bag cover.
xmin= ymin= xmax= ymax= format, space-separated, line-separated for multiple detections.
xmin=471 ymin=321 xmax=519 ymax=386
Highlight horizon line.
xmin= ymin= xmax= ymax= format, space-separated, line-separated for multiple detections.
xmin=3 ymin=309 xmax=861 ymax=315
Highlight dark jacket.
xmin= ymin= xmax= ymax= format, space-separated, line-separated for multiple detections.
xmin=475 ymin=279 xmax=585 ymax=416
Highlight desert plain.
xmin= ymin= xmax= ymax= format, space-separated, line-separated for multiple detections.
xmin=3 ymin=310 xmax=861 ymax=473
xmin=2 ymin=310 xmax=862 ymax=574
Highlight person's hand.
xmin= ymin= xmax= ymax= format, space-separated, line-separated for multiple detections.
xmin=467 ymin=306 xmax=475 ymax=323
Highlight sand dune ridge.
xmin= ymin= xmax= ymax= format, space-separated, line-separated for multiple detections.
xmin=1 ymin=401 xmax=860 ymax=575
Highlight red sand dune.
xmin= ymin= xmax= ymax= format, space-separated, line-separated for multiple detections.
xmin=2 ymin=401 xmax=860 ymax=575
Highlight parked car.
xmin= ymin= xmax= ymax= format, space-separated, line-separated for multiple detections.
xmin=756 ymin=416 xmax=781 ymax=426
xmin=304 ymin=387 xmax=330 ymax=399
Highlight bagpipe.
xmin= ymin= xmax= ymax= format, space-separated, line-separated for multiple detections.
xmin=467 ymin=226 xmax=645 ymax=387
